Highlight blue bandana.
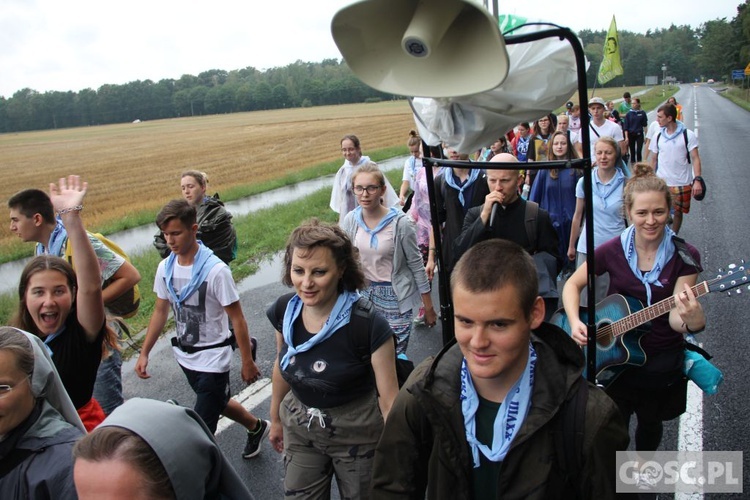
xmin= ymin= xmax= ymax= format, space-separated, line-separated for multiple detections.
xmin=354 ymin=206 xmax=400 ymax=249
xmin=164 ymin=242 xmax=223 ymax=310
xmin=620 ymin=225 xmax=676 ymax=305
xmin=461 ymin=342 xmax=537 ymax=467
xmin=660 ymin=120 xmax=685 ymax=142
xmin=444 ymin=168 xmax=480 ymax=206
xmin=36 ymin=219 xmax=68 ymax=257
xmin=280 ymin=291 xmax=360 ymax=370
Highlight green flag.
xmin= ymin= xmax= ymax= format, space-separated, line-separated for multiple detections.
xmin=597 ymin=16 xmax=623 ymax=85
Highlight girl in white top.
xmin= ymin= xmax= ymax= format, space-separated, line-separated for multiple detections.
xmin=330 ymin=134 xmax=399 ymax=224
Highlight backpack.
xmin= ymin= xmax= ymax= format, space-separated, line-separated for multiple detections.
xmin=64 ymin=233 xmax=141 ymax=318
xmin=349 ymin=297 xmax=415 ymax=388
xmin=656 ymin=129 xmax=691 ymax=164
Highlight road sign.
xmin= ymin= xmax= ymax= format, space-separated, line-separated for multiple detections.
xmin=733 ymin=70 xmax=745 ymax=80
xmin=745 ymin=63 xmax=750 ymax=76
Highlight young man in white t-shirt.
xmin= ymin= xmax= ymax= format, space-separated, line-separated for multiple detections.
xmin=649 ymin=103 xmax=703 ymax=234
xmin=136 ymin=199 xmax=269 ymax=458
xmin=574 ymin=97 xmax=626 ymax=164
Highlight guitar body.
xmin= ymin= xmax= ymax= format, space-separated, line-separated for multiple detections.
xmin=549 ymin=294 xmax=650 ymax=388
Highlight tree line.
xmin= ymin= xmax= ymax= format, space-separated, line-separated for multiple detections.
xmin=1 ymin=1 xmax=747 ymax=134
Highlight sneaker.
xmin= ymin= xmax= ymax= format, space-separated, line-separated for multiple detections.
xmin=242 ymin=419 xmax=270 ymax=459
xmin=413 ymin=307 xmax=426 ymax=326
xmin=251 ymin=336 xmax=258 ymax=362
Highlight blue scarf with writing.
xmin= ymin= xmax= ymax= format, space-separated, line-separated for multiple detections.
xmin=444 ymin=168 xmax=480 ymax=206
xmin=164 ymin=242 xmax=223 ymax=310
xmin=36 ymin=219 xmax=68 ymax=257
xmin=354 ymin=206 xmax=400 ymax=249
xmin=620 ymin=225 xmax=676 ymax=306
xmin=461 ymin=342 xmax=537 ymax=467
xmin=280 ymin=291 xmax=360 ymax=370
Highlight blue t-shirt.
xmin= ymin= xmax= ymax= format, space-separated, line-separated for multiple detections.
xmin=575 ymin=168 xmax=626 ymax=254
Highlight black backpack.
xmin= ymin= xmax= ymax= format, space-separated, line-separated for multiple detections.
xmin=349 ymin=297 xmax=415 ymax=388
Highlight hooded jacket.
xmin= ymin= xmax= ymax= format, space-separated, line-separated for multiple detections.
xmin=371 ymin=323 xmax=629 ymax=499
xmin=100 ymin=398 xmax=254 ymax=500
xmin=0 ymin=329 xmax=85 ymax=499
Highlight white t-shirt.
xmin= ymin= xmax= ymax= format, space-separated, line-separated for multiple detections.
xmin=649 ymin=128 xmax=698 ymax=186
xmin=155 ymin=260 xmax=239 ymax=373
xmin=402 ymin=156 xmax=419 ymax=186
xmin=575 ymin=119 xmax=624 ymax=163
xmin=645 ymin=120 xmax=661 ymax=142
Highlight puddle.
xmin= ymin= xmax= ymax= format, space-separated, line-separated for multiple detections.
xmin=0 ymin=156 xmax=406 ymax=294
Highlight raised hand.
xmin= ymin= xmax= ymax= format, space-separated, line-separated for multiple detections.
xmin=49 ymin=175 xmax=87 ymax=214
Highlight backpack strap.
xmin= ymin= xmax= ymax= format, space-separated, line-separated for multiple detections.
xmin=554 ymin=378 xmax=589 ymax=496
xmin=683 ymin=129 xmax=691 ymax=164
xmin=524 ymin=201 xmax=539 ymax=253
xmin=672 ymin=236 xmax=702 ymax=271
xmin=589 ymin=123 xmax=601 ymax=138
xmin=350 ymin=297 xmax=376 ymax=363
xmin=656 ymin=130 xmax=691 ymax=164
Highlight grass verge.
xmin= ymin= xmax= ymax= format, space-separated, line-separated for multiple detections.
xmin=0 ymin=167 xmax=405 ymax=358
xmin=720 ymin=86 xmax=750 ymax=112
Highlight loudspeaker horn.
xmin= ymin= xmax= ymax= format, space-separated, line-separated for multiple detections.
xmin=331 ymin=0 xmax=509 ymax=98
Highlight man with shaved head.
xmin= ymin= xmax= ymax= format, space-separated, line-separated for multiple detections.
xmin=454 ymin=153 xmax=561 ymax=317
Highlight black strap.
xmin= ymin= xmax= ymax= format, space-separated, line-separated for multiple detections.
xmin=170 ymin=333 xmax=237 ymax=354
xmin=524 ymin=201 xmax=539 ymax=254
xmin=672 ymin=236 xmax=702 ymax=271
xmin=656 ymin=129 xmax=691 ymax=164
xmin=554 ymin=379 xmax=588 ymax=495
xmin=589 ymin=123 xmax=601 ymax=138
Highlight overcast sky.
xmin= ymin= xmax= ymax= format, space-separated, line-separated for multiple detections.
xmin=0 ymin=0 xmax=740 ymax=97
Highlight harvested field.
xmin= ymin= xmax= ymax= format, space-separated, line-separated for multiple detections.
xmin=0 ymin=100 xmax=415 ymax=254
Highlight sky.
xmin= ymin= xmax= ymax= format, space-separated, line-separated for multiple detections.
xmin=0 ymin=0 xmax=741 ymax=98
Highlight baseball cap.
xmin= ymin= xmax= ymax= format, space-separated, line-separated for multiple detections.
xmin=588 ymin=97 xmax=606 ymax=107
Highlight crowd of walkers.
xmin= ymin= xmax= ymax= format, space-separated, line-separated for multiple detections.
xmin=2 ymin=91 xmax=710 ymax=499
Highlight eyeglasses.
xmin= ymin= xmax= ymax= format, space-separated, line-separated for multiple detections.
xmin=0 ymin=376 xmax=30 ymax=399
xmin=353 ymin=185 xmax=381 ymax=195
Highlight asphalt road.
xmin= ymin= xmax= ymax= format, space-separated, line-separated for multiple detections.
xmin=121 ymin=83 xmax=750 ymax=498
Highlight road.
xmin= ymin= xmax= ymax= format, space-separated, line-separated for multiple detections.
xmin=122 ymin=84 xmax=750 ymax=498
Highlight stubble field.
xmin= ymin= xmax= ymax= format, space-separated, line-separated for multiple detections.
xmin=0 ymin=100 xmax=416 ymax=257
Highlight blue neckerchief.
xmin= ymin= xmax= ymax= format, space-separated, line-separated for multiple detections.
xmin=280 ymin=291 xmax=360 ymax=370
xmin=661 ymin=121 xmax=685 ymax=142
xmin=592 ymin=167 xmax=625 ymax=208
xmin=164 ymin=242 xmax=223 ymax=310
xmin=43 ymin=325 xmax=66 ymax=357
xmin=444 ymin=168 xmax=480 ymax=206
xmin=36 ymin=219 xmax=68 ymax=257
xmin=620 ymin=225 xmax=676 ymax=306
xmin=461 ymin=342 xmax=537 ymax=467
xmin=354 ymin=206 xmax=400 ymax=249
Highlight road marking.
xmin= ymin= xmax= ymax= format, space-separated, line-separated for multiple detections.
xmin=215 ymin=377 xmax=273 ymax=435
xmin=676 ymin=341 xmax=704 ymax=500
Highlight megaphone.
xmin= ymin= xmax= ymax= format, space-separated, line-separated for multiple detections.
xmin=331 ymin=0 xmax=509 ymax=98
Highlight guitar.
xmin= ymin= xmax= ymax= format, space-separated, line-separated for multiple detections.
xmin=550 ymin=261 xmax=749 ymax=387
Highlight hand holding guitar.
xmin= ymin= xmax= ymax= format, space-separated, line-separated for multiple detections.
xmin=673 ymin=282 xmax=706 ymax=333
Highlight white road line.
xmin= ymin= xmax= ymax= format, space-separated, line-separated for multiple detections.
xmin=215 ymin=377 xmax=273 ymax=435
xmin=676 ymin=379 xmax=704 ymax=500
